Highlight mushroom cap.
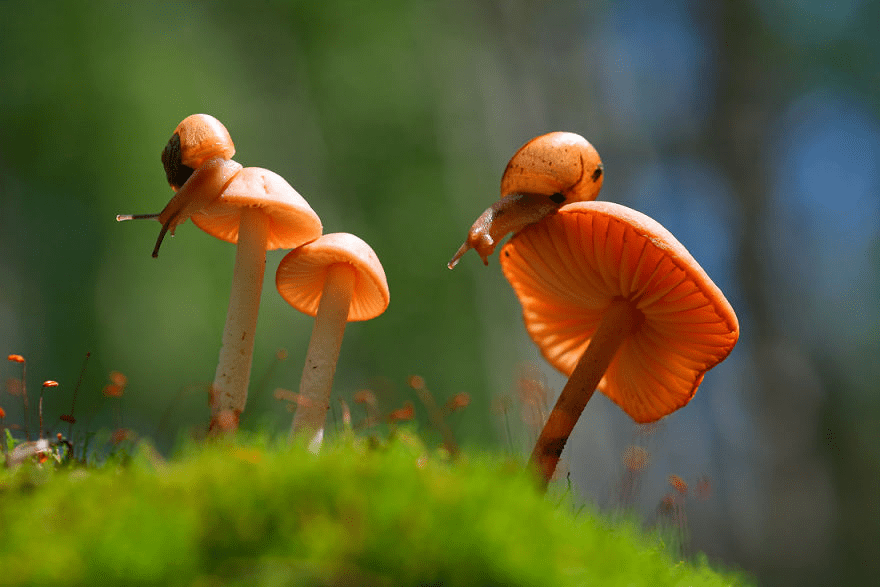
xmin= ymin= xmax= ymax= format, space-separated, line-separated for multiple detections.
xmin=173 ymin=114 xmax=236 ymax=169
xmin=191 ymin=167 xmax=322 ymax=250
xmin=500 ymin=132 xmax=604 ymax=203
xmin=276 ymin=232 xmax=390 ymax=322
xmin=499 ymin=201 xmax=739 ymax=423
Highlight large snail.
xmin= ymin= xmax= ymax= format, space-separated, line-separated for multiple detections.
xmin=116 ymin=114 xmax=242 ymax=257
xmin=447 ymin=132 xmax=604 ymax=268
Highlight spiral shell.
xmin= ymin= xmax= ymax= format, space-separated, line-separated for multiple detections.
xmin=499 ymin=132 xmax=603 ymax=204
xmin=161 ymin=114 xmax=236 ymax=190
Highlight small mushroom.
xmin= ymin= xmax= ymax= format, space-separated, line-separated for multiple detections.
xmin=275 ymin=233 xmax=389 ymax=449
xmin=448 ymin=132 xmax=604 ymax=268
xmin=499 ymin=201 xmax=739 ymax=490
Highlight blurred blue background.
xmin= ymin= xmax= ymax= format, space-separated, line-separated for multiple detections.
xmin=2 ymin=1 xmax=878 ymax=584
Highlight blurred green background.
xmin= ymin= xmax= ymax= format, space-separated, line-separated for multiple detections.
xmin=1 ymin=1 xmax=878 ymax=585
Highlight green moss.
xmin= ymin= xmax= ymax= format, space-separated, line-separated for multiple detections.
xmin=0 ymin=432 xmax=750 ymax=586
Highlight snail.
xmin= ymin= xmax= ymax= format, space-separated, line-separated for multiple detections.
xmin=116 ymin=114 xmax=242 ymax=257
xmin=447 ymin=132 xmax=604 ymax=269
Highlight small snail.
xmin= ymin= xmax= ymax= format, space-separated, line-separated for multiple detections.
xmin=116 ymin=114 xmax=242 ymax=257
xmin=447 ymin=132 xmax=604 ymax=268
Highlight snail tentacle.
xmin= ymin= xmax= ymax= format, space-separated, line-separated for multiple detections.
xmin=448 ymin=193 xmax=563 ymax=269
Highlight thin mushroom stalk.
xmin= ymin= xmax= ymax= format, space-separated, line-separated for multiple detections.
xmin=528 ymin=299 xmax=643 ymax=491
xmin=209 ymin=207 xmax=270 ymax=432
xmin=290 ymin=262 xmax=357 ymax=450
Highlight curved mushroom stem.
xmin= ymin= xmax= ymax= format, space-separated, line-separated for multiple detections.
xmin=208 ymin=207 xmax=270 ymax=435
xmin=528 ymin=299 xmax=643 ymax=491
xmin=448 ymin=193 xmax=565 ymax=269
xmin=290 ymin=262 xmax=356 ymax=451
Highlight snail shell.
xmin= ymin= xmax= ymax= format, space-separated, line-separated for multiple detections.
xmin=448 ymin=132 xmax=604 ymax=268
xmin=500 ymin=131 xmax=603 ymax=203
xmin=154 ymin=114 xmax=241 ymax=256
xmin=161 ymin=114 xmax=236 ymax=190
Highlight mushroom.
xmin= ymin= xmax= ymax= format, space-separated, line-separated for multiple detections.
xmin=194 ymin=167 xmax=322 ymax=432
xmin=499 ymin=201 xmax=739 ymax=490
xmin=117 ymin=114 xmax=323 ymax=432
xmin=448 ymin=132 xmax=604 ymax=268
xmin=116 ymin=114 xmax=243 ymax=258
xmin=275 ymin=232 xmax=389 ymax=449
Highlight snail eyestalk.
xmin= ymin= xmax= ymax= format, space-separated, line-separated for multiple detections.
xmin=116 ymin=213 xmax=161 ymax=222
xmin=152 ymin=214 xmax=178 ymax=258
xmin=448 ymin=193 xmax=563 ymax=269
xmin=113 ymin=212 xmax=172 ymax=258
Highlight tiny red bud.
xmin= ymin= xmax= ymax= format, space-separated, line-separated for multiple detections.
xmin=668 ymin=474 xmax=689 ymax=496
xmin=109 ymin=371 xmax=128 ymax=387
xmin=406 ymin=375 xmax=426 ymax=390
xmin=388 ymin=401 xmax=415 ymax=422
xmin=102 ymin=383 xmax=124 ymax=397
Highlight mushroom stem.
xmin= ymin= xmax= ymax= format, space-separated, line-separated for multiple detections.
xmin=290 ymin=262 xmax=356 ymax=450
xmin=528 ymin=299 xmax=642 ymax=491
xmin=208 ymin=207 xmax=270 ymax=434
xmin=448 ymin=193 xmax=563 ymax=269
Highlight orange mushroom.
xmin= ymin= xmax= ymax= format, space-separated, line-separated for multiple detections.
xmin=499 ymin=201 xmax=739 ymax=490
xmin=118 ymin=115 xmax=322 ymax=432
xmin=276 ymin=233 xmax=389 ymax=449
xmin=195 ymin=167 xmax=322 ymax=432
xmin=448 ymin=132 xmax=604 ymax=268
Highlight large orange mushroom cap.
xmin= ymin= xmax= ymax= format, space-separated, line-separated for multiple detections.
xmin=191 ymin=167 xmax=322 ymax=250
xmin=500 ymin=201 xmax=739 ymax=423
xmin=276 ymin=232 xmax=390 ymax=322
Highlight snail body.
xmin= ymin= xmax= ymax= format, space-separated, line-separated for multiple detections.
xmin=154 ymin=158 xmax=243 ymax=256
xmin=117 ymin=114 xmax=242 ymax=257
xmin=448 ymin=132 xmax=604 ymax=268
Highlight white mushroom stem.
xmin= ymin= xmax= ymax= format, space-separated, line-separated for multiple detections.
xmin=209 ymin=207 xmax=270 ymax=433
xmin=528 ymin=299 xmax=643 ymax=491
xmin=290 ymin=262 xmax=356 ymax=450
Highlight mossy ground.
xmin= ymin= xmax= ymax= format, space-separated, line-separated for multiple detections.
xmin=0 ymin=431 xmax=751 ymax=586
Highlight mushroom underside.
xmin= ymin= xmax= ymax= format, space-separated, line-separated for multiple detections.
xmin=501 ymin=201 xmax=738 ymax=423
